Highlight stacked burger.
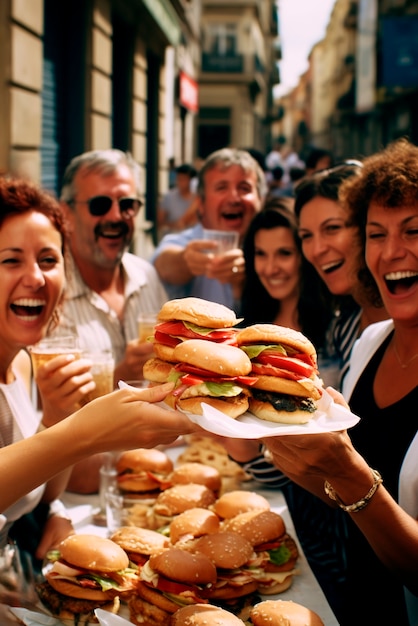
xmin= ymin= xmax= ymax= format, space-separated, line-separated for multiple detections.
xmin=144 ymin=297 xmax=256 ymax=419
xmin=36 ymin=534 xmax=137 ymax=624
xmin=236 ymin=323 xmax=323 ymax=424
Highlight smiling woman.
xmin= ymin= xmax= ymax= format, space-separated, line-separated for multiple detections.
xmin=0 ymin=174 xmax=78 ymax=567
xmin=262 ymin=138 xmax=418 ymax=626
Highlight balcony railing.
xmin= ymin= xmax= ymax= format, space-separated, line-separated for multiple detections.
xmin=201 ymin=52 xmax=244 ymax=73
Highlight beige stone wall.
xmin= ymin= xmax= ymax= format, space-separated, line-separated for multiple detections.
xmin=0 ymin=0 xmax=43 ymax=180
xmin=90 ymin=0 xmax=112 ymax=149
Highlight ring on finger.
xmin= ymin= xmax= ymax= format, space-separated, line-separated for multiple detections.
xmin=232 ymin=264 xmax=239 ymax=274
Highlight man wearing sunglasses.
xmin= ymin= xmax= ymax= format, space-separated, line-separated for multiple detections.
xmin=58 ymin=149 xmax=167 ymax=384
xmin=45 ymin=150 xmax=167 ymax=494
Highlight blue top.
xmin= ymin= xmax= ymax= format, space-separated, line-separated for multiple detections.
xmin=151 ymin=223 xmax=237 ymax=312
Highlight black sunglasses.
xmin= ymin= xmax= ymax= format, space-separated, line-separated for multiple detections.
xmin=73 ymin=195 xmax=142 ymax=218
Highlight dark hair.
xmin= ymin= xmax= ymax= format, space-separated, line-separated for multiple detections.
xmin=0 ymin=175 xmax=67 ymax=255
xmin=340 ymin=138 xmax=418 ymax=305
xmin=293 ymin=162 xmax=375 ymax=312
xmin=304 ymin=147 xmax=333 ymax=171
xmin=294 ymin=162 xmax=363 ymax=218
xmin=175 ymin=163 xmax=197 ymax=178
xmin=241 ymin=199 xmax=333 ymax=349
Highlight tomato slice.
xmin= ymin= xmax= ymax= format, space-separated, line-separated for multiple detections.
xmin=157 ymin=575 xmax=197 ymax=596
xmin=175 ymin=365 xmax=257 ymax=387
xmin=154 ymin=330 xmax=181 ymax=347
xmin=256 ymin=353 xmax=315 ymax=378
xmin=252 ymin=363 xmax=304 ymax=381
xmin=155 ymin=321 xmax=237 ymax=344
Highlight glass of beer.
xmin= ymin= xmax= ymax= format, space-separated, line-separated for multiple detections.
xmin=29 ymin=335 xmax=81 ymax=376
xmin=137 ymin=312 xmax=158 ymax=343
xmin=82 ymin=351 xmax=115 ymax=403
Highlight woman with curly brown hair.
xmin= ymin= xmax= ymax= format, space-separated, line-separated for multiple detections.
xmin=263 ymin=138 xmax=418 ymax=625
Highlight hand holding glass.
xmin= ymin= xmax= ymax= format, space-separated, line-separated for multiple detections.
xmin=29 ymin=335 xmax=81 ymax=376
xmin=202 ymin=229 xmax=239 ymax=255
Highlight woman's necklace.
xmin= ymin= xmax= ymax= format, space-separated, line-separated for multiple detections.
xmin=393 ymin=342 xmax=418 ymax=369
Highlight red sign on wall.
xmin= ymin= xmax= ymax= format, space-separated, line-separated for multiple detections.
xmin=179 ymin=71 xmax=199 ymax=113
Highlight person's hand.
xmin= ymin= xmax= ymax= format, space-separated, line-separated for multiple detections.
xmin=205 ymin=248 xmax=245 ymax=287
xmin=114 ymin=339 xmax=155 ymax=383
xmin=35 ymin=515 xmax=74 ymax=560
xmin=36 ymin=355 xmax=95 ymax=425
xmin=72 ymin=383 xmax=197 ymax=452
xmin=262 ymin=429 xmax=355 ymax=491
xmin=182 ymin=239 xmax=219 ymax=277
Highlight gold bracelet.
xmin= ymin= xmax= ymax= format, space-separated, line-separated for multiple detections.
xmin=324 ymin=468 xmax=383 ymax=513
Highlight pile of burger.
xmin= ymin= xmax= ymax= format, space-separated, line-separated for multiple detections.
xmin=34 ymin=297 xmax=327 ymax=625
xmin=143 ymin=297 xmax=324 ymax=425
xmin=36 ymin=483 xmax=325 ymax=625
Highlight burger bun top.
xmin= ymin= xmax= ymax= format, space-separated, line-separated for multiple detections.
xmin=116 ymin=448 xmax=173 ymax=476
xmin=110 ymin=526 xmax=169 ymax=556
xmin=157 ymin=297 xmax=240 ymax=329
xmin=169 ymin=463 xmax=222 ymax=493
xmin=214 ymin=490 xmax=270 ymax=519
xmin=223 ymin=510 xmax=286 ymax=546
xmin=169 ymin=507 xmax=220 ymax=544
xmin=250 ymin=600 xmax=324 ymax=626
xmin=149 ymin=548 xmax=217 ymax=585
xmin=58 ymin=534 xmax=129 ymax=572
xmin=173 ymin=339 xmax=251 ymax=377
xmin=171 ymin=604 xmax=246 ymax=625
xmin=236 ymin=323 xmax=316 ymax=363
xmin=193 ymin=531 xmax=255 ymax=569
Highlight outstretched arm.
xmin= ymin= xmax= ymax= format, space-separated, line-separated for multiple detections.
xmin=0 ymin=383 xmax=194 ymax=513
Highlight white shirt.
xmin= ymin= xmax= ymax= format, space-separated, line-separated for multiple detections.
xmin=0 ymin=375 xmax=44 ymax=530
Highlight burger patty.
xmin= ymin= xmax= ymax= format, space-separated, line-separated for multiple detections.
xmin=252 ymin=389 xmax=316 ymax=414
xmin=36 ymin=581 xmax=109 ymax=621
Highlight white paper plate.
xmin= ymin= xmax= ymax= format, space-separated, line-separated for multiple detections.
xmin=182 ymin=389 xmax=360 ymax=439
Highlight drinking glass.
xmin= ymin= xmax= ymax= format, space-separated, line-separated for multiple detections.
xmin=0 ymin=541 xmax=37 ymax=606
xmin=28 ymin=335 xmax=81 ymax=376
xmin=82 ymin=351 xmax=115 ymax=403
xmin=137 ymin=312 xmax=158 ymax=343
xmin=202 ymin=229 xmax=239 ymax=255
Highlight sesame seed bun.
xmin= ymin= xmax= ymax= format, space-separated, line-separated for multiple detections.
xmin=193 ymin=532 xmax=254 ymax=570
xmin=250 ymin=600 xmax=325 ymax=626
xmin=171 ymin=604 xmax=246 ymax=625
xmin=157 ymin=297 xmax=240 ymax=329
xmin=169 ymin=463 xmax=222 ymax=493
xmin=236 ymin=324 xmax=316 ymax=363
xmin=149 ymin=548 xmax=217 ymax=586
xmin=222 ymin=510 xmax=286 ymax=546
xmin=173 ymin=340 xmax=252 ymax=377
xmin=110 ymin=526 xmax=169 ymax=560
xmin=213 ymin=490 xmax=270 ymax=520
xmin=169 ymin=508 xmax=220 ymax=545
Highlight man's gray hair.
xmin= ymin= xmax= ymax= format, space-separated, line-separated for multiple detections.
xmin=60 ymin=149 xmax=142 ymax=204
xmin=197 ymin=148 xmax=267 ymax=200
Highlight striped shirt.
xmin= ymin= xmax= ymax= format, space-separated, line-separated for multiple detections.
xmin=58 ymin=252 xmax=167 ymax=364
xmin=332 ymin=307 xmax=362 ymax=386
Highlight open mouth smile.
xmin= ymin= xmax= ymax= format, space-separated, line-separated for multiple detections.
xmin=221 ymin=210 xmax=243 ymax=221
xmin=384 ymin=270 xmax=418 ymax=294
xmin=321 ymin=260 xmax=344 ymax=274
xmin=95 ymin=222 xmax=129 ymax=240
xmin=11 ymin=298 xmax=46 ymax=321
